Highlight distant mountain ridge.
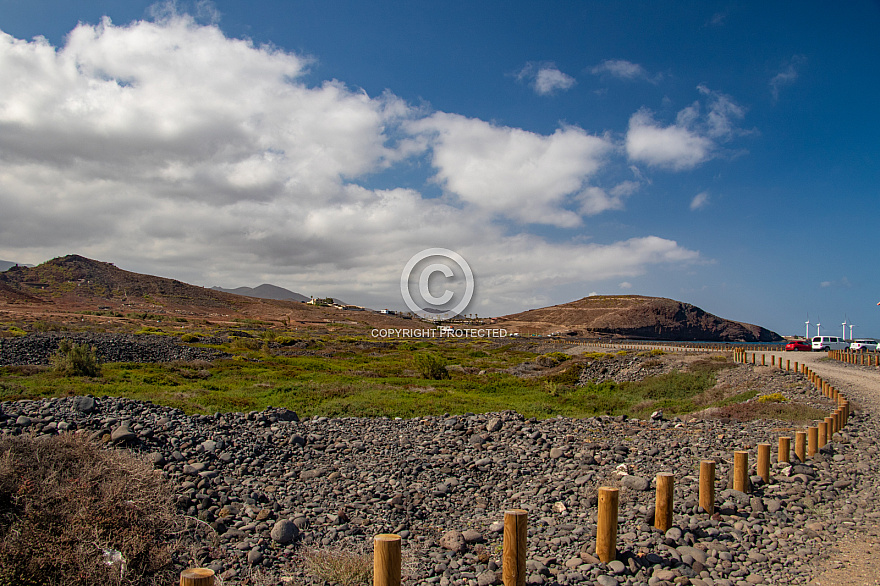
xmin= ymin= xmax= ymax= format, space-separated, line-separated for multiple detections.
xmin=495 ymin=294 xmax=782 ymax=342
xmin=212 ymin=284 xmax=309 ymax=303
xmin=0 ymin=260 xmax=32 ymax=272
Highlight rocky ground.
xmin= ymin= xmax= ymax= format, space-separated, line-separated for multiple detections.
xmin=0 ymin=332 xmax=228 ymax=364
xmin=2 ymin=349 xmax=878 ymax=586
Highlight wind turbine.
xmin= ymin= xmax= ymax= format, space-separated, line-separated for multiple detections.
xmin=849 ymin=323 xmax=856 ymax=339
xmin=805 ymin=319 xmax=810 ymax=340
xmin=842 ymin=318 xmax=848 ymax=340
xmin=816 ymin=319 xmax=821 ymax=337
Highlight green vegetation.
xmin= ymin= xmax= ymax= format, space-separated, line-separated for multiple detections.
xmin=50 ymin=340 xmax=102 ymax=377
xmin=412 ymin=351 xmax=450 ymax=380
xmin=0 ymin=335 xmax=777 ymax=420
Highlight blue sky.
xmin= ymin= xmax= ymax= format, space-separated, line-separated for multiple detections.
xmin=0 ymin=1 xmax=878 ymax=337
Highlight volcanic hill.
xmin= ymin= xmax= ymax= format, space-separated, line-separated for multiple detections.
xmin=0 ymin=255 xmax=411 ymax=331
xmin=494 ymin=295 xmax=782 ymax=342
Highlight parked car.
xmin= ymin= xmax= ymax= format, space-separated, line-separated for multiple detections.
xmin=811 ymin=335 xmax=849 ymax=351
xmin=850 ymin=339 xmax=879 ymax=352
xmin=785 ymin=340 xmax=812 ymax=351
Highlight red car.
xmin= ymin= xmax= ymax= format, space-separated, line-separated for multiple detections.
xmin=785 ymin=340 xmax=811 ymax=351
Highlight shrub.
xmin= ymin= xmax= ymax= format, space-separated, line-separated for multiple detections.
xmin=0 ymin=433 xmax=187 ymax=585
xmin=758 ymin=392 xmax=788 ymax=403
xmin=230 ymin=337 xmax=262 ymax=351
xmin=180 ymin=333 xmax=200 ymax=343
xmin=50 ymin=340 xmax=101 ymax=377
xmin=300 ymin=545 xmax=373 ymax=586
xmin=412 ymin=352 xmax=450 ymax=380
xmin=537 ymin=352 xmax=571 ymax=367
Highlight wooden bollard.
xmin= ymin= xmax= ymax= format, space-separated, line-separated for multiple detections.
xmin=596 ymin=487 xmax=619 ymax=563
xmin=761 ymin=354 xmax=765 ymax=366
xmin=374 ymin=534 xmax=402 ymax=586
xmin=733 ymin=451 xmax=749 ymax=493
xmin=699 ymin=460 xmax=716 ymax=514
xmin=795 ymin=431 xmax=807 ymax=461
xmin=655 ymin=473 xmax=674 ymax=531
xmin=818 ymin=421 xmax=827 ymax=447
xmin=786 ymin=359 xmax=790 ymax=371
xmin=501 ymin=509 xmax=529 ymax=586
xmin=778 ymin=436 xmax=791 ymax=463
xmin=807 ymin=427 xmax=818 ymax=457
xmin=757 ymin=443 xmax=770 ymax=483
xmin=502 ymin=510 xmax=527 ymax=586
xmin=180 ymin=568 xmax=215 ymax=586
xmin=825 ymin=415 xmax=835 ymax=437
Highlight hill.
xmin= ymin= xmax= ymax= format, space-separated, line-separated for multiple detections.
xmin=0 ymin=255 xmax=413 ymax=332
xmin=494 ymin=294 xmax=782 ymax=342
xmin=0 ymin=255 xmax=236 ymax=309
xmin=212 ymin=284 xmax=310 ymax=303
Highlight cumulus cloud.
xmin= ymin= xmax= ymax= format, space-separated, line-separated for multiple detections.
xmin=407 ymin=113 xmax=611 ymax=227
xmin=0 ymin=15 xmax=701 ymax=314
xmin=591 ymin=59 xmax=660 ymax=83
xmin=770 ymin=55 xmax=806 ymax=101
xmin=625 ymin=86 xmax=746 ymax=170
xmin=516 ymin=62 xmax=576 ymax=95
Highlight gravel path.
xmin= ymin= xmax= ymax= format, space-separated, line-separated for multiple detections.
xmin=2 ymin=347 xmax=880 ymax=585
xmin=752 ymin=351 xmax=880 ymax=586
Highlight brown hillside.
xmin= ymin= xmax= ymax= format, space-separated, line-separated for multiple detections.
xmin=495 ymin=295 xmax=782 ymax=342
xmin=0 ymin=255 xmax=418 ymax=332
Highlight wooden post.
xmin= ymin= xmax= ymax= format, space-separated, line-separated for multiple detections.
xmin=502 ymin=510 xmax=527 ymax=586
xmin=807 ymin=427 xmax=818 ymax=457
xmin=778 ymin=436 xmax=791 ymax=463
xmin=825 ymin=415 xmax=835 ymax=437
xmin=761 ymin=354 xmax=765 ymax=366
xmin=374 ymin=534 xmax=402 ymax=586
xmin=818 ymin=421 xmax=827 ymax=447
xmin=180 ymin=569 xmax=215 ymax=586
xmin=699 ymin=460 xmax=715 ymax=514
xmin=596 ymin=487 xmax=619 ymax=563
xmin=786 ymin=359 xmax=790 ymax=371
xmin=795 ymin=431 xmax=807 ymax=461
xmin=757 ymin=443 xmax=770 ymax=483
xmin=733 ymin=451 xmax=749 ymax=493
xmin=654 ymin=473 xmax=674 ymax=531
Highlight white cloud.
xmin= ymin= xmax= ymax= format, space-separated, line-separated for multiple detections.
xmin=591 ymin=59 xmax=659 ymax=83
xmin=625 ymin=86 xmax=746 ymax=170
xmin=619 ymin=281 xmax=632 ymax=289
xmin=0 ymin=16 xmax=701 ymax=315
xmin=626 ymin=109 xmax=713 ymax=170
xmin=690 ymin=191 xmax=709 ymax=210
xmin=516 ymin=62 xmax=576 ymax=95
xmin=407 ymin=113 xmax=611 ymax=227
xmin=770 ymin=55 xmax=806 ymax=101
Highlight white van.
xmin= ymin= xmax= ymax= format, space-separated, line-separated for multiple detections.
xmin=812 ymin=335 xmax=848 ymax=351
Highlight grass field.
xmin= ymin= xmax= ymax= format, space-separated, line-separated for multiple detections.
xmin=0 ymin=328 xmax=791 ymax=421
